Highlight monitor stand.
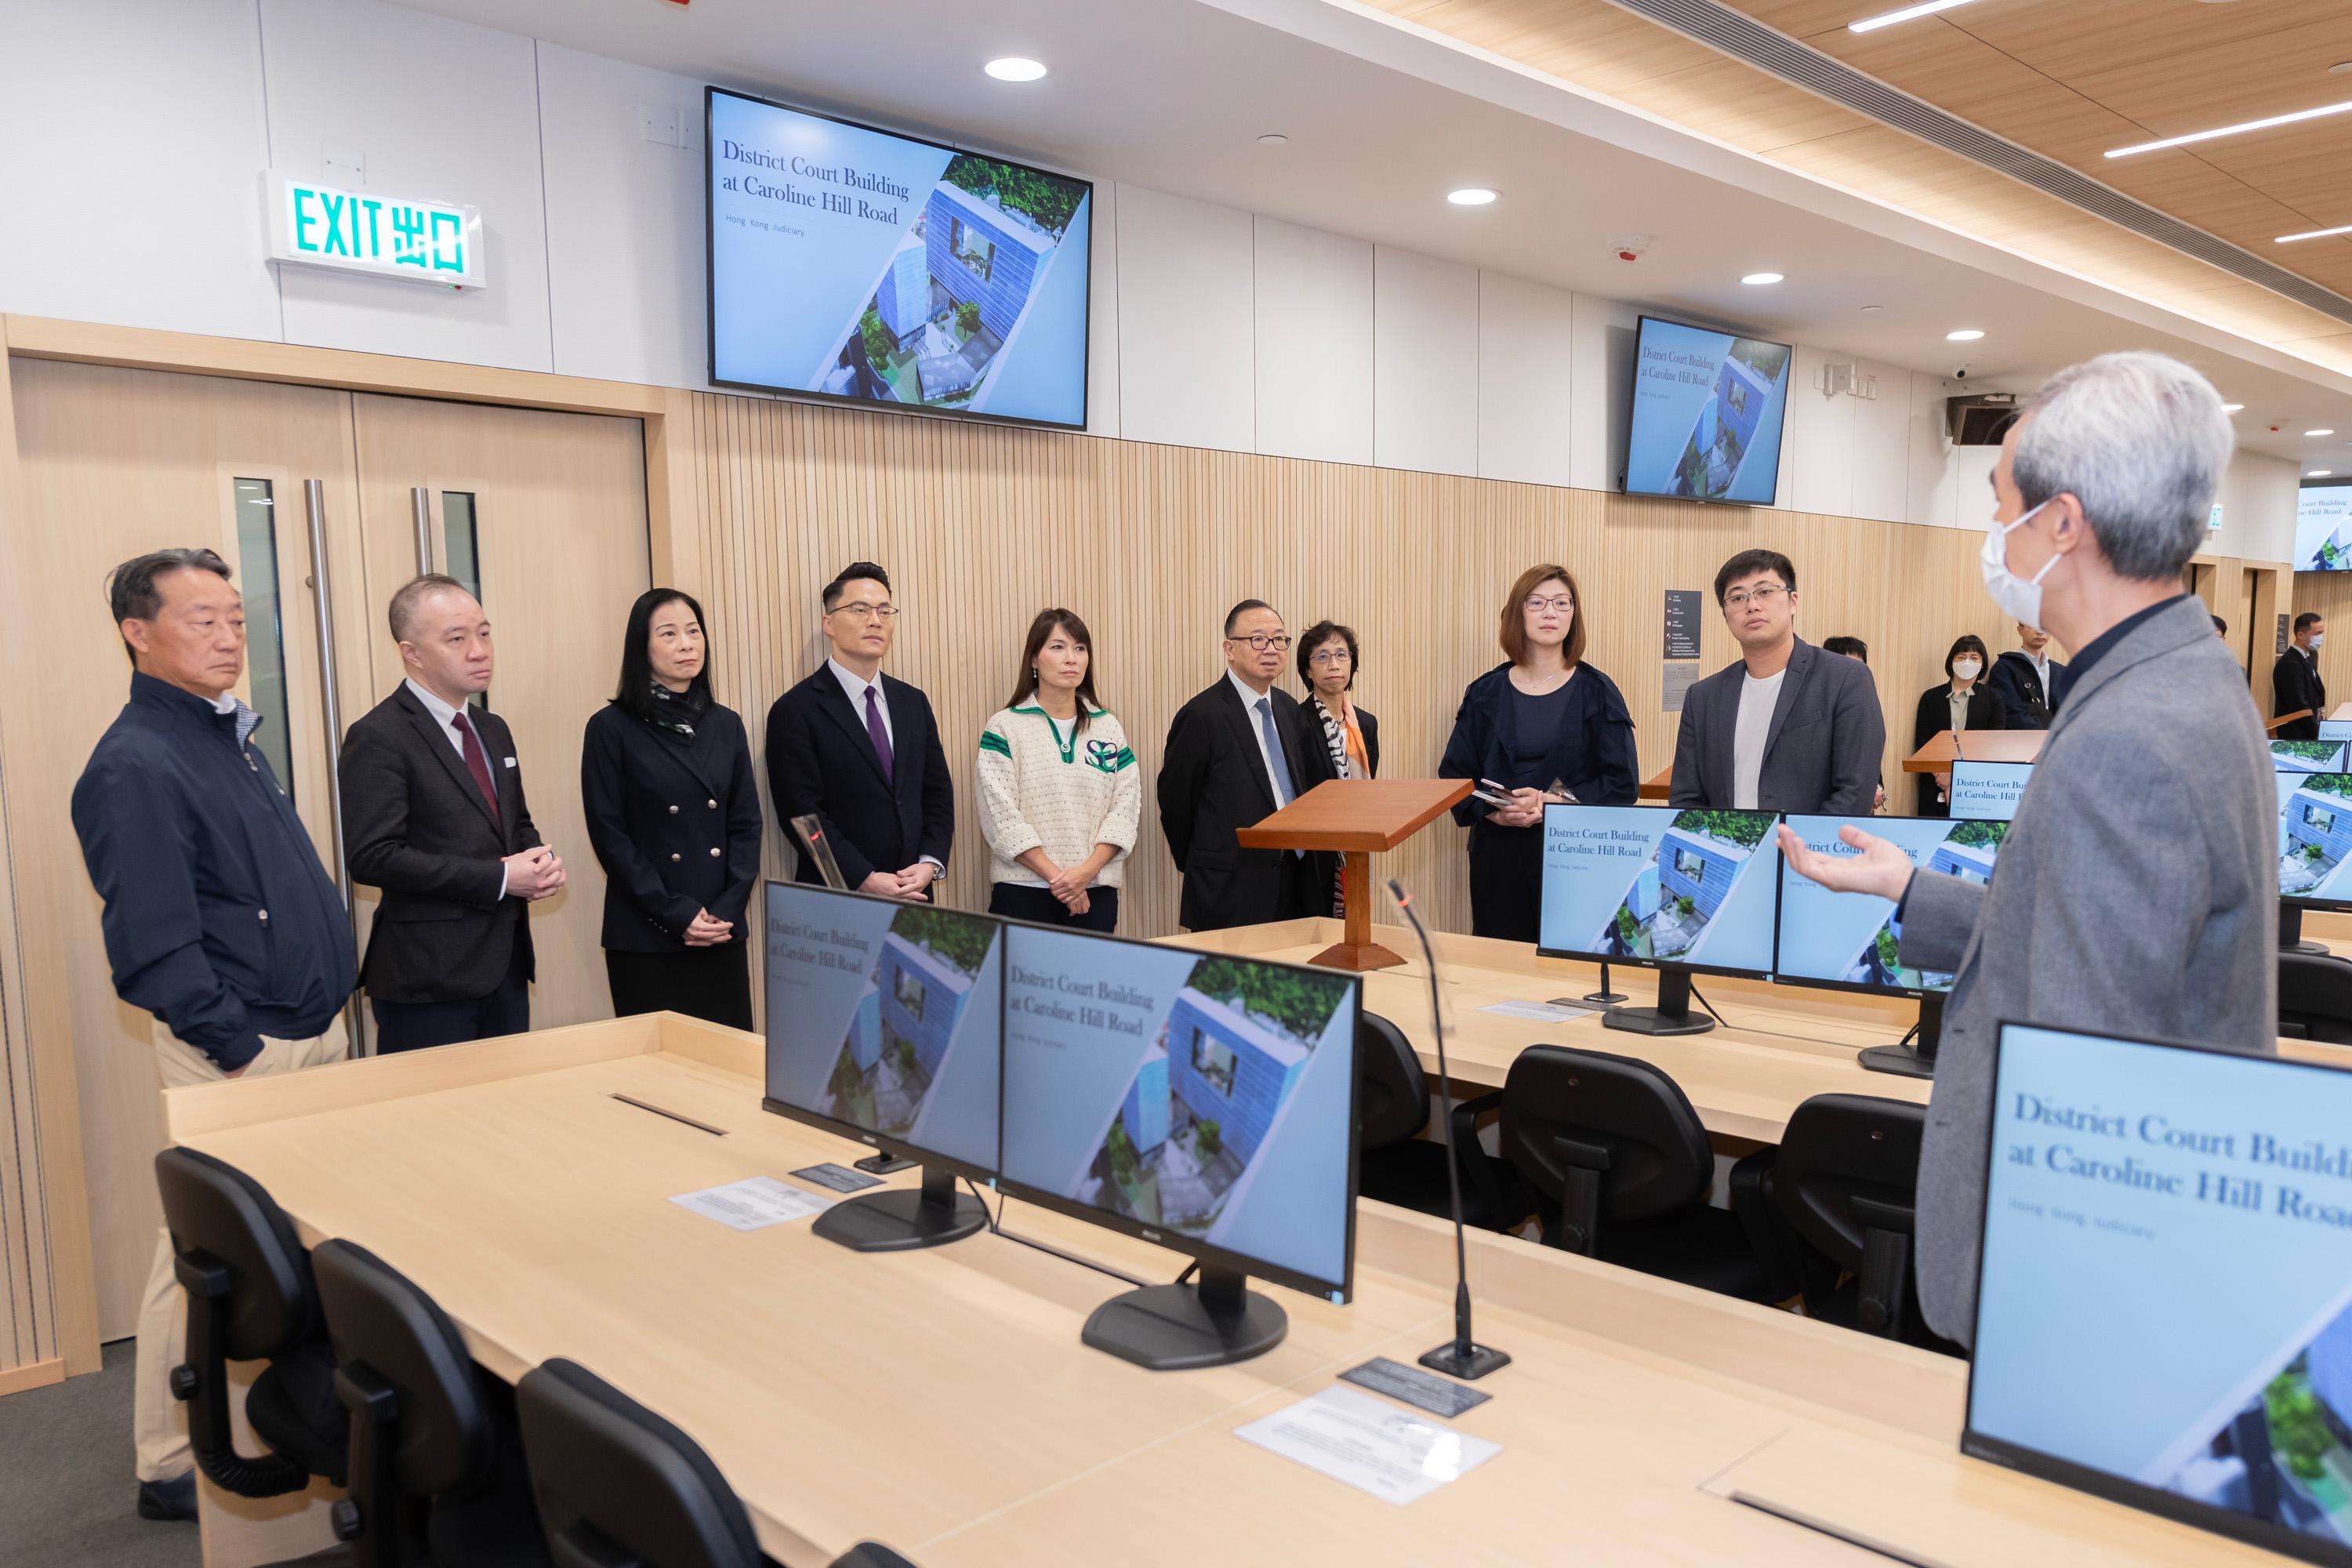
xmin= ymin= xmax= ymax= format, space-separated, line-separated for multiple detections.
xmin=2282 ymin=904 xmax=2332 ymax=958
xmin=1600 ymin=967 xmax=1714 ymax=1036
xmin=1860 ymin=991 xmax=1942 ymax=1079
xmin=1081 ymin=1264 xmax=1287 ymax=1371
xmin=811 ymin=1163 xmax=986 ymax=1253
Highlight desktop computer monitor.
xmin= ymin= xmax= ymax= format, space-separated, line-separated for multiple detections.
xmin=2278 ymin=773 xmax=2352 ymax=915
xmin=1968 ymin=1021 xmax=2352 ymax=1566
xmin=760 ymin=881 xmax=1001 ymax=1251
xmin=2276 ymin=739 xmax=2352 ymax=775
xmin=1537 ymin=803 xmax=1780 ymax=1036
xmin=997 ymin=921 xmax=1359 ymax=1370
xmin=2320 ymin=719 xmax=2352 ymax=745
xmin=1947 ymin=760 xmax=2031 ymax=822
xmin=1774 ymin=814 xmax=2010 ymax=1077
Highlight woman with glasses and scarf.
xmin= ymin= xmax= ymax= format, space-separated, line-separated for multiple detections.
xmin=581 ymin=588 xmax=761 ymax=1027
xmin=1293 ymin=621 xmax=1381 ymax=917
xmin=1439 ymin=564 xmax=1637 ymax=942
xmin=976 ymin=608 xmax=1142 ymax=932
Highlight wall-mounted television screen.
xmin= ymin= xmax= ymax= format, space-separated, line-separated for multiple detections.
xmin=706 ymin=86 xmax=1092 ymax=430
xmin=1622 ymin=315 xmax=1793 ymax=506
xmin=2295 ymin=481 xmax=2352 ymax=572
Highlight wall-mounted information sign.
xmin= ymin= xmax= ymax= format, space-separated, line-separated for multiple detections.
xmin=264 ymin=173 xmax=487 ymax=290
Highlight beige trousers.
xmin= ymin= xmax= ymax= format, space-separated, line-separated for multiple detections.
xmin=134 ymin=1016 xmax=350 ymax=1483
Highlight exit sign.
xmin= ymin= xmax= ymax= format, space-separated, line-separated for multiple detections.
xmin=264 ymin=173 xmax=487 ymax=290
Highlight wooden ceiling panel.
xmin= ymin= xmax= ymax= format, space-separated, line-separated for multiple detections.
xmin=1959 ymin=0 xmax=2350 ymax=82
xmin=1628 ymin=57 xmax=1878 ymax=151
xmin=2061 ymin=18 xmax=2352 ymax=140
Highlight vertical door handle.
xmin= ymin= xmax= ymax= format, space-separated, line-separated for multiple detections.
xmin=304 ymin=478 xmax=369 ymax=1057
xmin=410 ymin=486 xmax=433 ymax=576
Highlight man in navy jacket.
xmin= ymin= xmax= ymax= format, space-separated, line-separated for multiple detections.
xmin=70 ymin=548 xmax=355 ymax=1524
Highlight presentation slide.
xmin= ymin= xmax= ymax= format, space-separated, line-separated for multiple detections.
xmin=1949 ymin=760 xmax=2032 ymax=822
xmin=762 ymin=884 xmax=1001 ymax=1172
xmin=1971 ymin=1024 xmax=2352 ymax=1556
xmin=2278 ymin=741 xmax=2352 ymax=775
xmin=1776 ymin=815 xmax=2007 ymax=993
xmin=999 ymin=928 xmax=1356 ymax=1294
xmin=2325 ymin=721 xmax=2352 ymax=745
xmin=1539 ymin=805 xmax=1780 ymax=975
xmin=2297 ymin=485 xmax=2352 ymax=573
xmin=2278 ymin=773 xmax=2352 ymax=907
xmin=708 ymin=89 xmax=1091 ymax=428
xmin=1622 ymin=318 xmax=1792 ymax=506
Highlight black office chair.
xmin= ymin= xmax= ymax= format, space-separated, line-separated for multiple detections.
xmin=153 ymin=1148 xmax=348 ymax=1501
xmin=1354 ymin=1011 xmax=1492 ymax=1225
xmin=514 ymin=1357 xmax=916 ymax=1568
xmin=310 ymin=1240 xmax=550 ymax=1568
xmin=1750 ymin=1094 xmax=1953 ymax=1349
xmin=1457 ymin=1045 xmax=1776 ymax=1301
xmin=2281 ymin=950 xmax=2352 ymax=1044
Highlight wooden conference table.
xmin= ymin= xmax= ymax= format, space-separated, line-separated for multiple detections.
xmin=173 ymin=1014 xmax=2288 ymax=1568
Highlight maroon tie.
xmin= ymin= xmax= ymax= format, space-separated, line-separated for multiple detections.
xmin=450 ymin=711 xmax=502 ymax=826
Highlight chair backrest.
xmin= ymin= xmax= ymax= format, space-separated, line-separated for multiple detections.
xmin=1769 ymin=1094 xmax=1925 ymax=1269
xmin=517 ymin=1357 xmax=764 ymax=1568
xmin=2281 ymin=951 xmax=2352 ymax=1044
xmin=1356 ymin=1011 xmax=1430 ymax=1152
xmin=1497 ymin=1045 xmax=1711 ymax=1225
xmin=154 ymin=1146 xmax=319 ymax=1361
xmin=313 ymin=1240 xmax=499 ymax=1499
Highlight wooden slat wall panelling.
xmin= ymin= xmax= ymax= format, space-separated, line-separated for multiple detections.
xmin=657 ymin=386 xmax=2285 ymax=1030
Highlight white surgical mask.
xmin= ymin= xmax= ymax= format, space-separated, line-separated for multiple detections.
xmin=1980 ymin=499 xmax=2056 ymax=630
xmin=2314 ymin=633 xmax=2328 ymax=651
xmin=1953 ymin=659 xmax=1983 ymax=681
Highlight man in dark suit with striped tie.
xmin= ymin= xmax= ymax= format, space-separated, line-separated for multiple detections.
xmin=340 ymin=575 xmax=566 ymax=1051
xmin=765 ymin=561 xmax=954 ymax=898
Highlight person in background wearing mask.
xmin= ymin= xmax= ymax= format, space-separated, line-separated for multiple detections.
xmin=1987 ymin=621 xmax=2064 ymax=730
xmin=1780 ymin=351 xmax=2274 ymax=1349
xmin=2274 ymin=612 xmax=2328 ymax=740
xmin=1911 ymin=633 xmax=2004 ymax=816
xmin=342 ymin=575 xmax=563 ymax=1050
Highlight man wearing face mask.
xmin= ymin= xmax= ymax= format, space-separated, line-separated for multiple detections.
xmin=1987 ymin=621 xmax=2066 ymax=730
xmin=1777 ymin=351 xmax=2275 ymax=1350
xmin=2274 ymin=612 xmax=2328 ymax=740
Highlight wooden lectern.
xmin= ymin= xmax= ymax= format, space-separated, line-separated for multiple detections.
xmin=1234 ymin=777 xmax=1473 ymax=972
xmin=1901 ymin=728 xmax=2045 ymax=774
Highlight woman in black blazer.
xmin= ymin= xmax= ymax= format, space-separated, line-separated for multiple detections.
xmin=581 ymin=589 xmax=763 ymax=1028
xmin=1293 ymin=621 xmax=1380 ymax=918
xmin=1911 ymin=632 xmax=2005 ymax=817
xmin=1439 ymin=564 xmax=1638 ymax=942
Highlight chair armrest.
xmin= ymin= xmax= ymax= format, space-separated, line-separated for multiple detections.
xmin=1726 ymin=1145 xmax=1803 ymax=1305
xmin=1443 ymin=1091 xmax=1515 ymax=1231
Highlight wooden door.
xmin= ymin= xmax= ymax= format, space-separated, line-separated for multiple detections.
xmin=8 ymin=358 xmax=367 ymax=1338
xmin=348 ymin=395 xmax=651 ymax=1032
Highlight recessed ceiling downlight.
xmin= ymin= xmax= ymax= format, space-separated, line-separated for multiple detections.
xmin=983 ymin=57 xmax=1047 ymax=82
xmin=1447 ymin=187 xmax=1498 ymax=206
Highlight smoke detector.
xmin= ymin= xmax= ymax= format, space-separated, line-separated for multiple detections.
xmin=1609 ymin=234 xmax=1651 ymax=263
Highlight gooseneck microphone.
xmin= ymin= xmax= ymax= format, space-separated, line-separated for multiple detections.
xmin=1388 ymin=879 xmax=1511 ymax=1381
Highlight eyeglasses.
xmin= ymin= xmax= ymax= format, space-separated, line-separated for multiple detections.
xmin=1524 ymin=595 xmax=1574 ymax=614
xmin=831 ymin=603 xmax=898 ymax=622
xmin=1228 ymin=633 xmax=1291 ymax=652
xmin=1722 ymin=584 xmax=1788 ymax=610
xmin=1308 ymin=648 xmax=1352 ymax=666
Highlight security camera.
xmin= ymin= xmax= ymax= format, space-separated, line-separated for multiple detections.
xmin=1952 ymin=366 xmax=1971 ymax=380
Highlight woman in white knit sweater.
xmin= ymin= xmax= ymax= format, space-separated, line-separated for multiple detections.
xmin=976 ymin=608 xmax=1142 ymax=931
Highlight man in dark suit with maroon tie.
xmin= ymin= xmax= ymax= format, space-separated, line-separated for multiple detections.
xmin=340 ymin=574 xmax=566 ymax=1051
xmin=764 ymin=561 xmax=954 ymax=898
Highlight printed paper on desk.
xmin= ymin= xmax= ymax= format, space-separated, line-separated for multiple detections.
xmin=1479 ymin=1000 xmax=1595 ymax=1023
xmin=1234 ymin=1386 xmax=1501 ymax=1505
xmin=670 ymin=1175 xmax=832 ymax=1231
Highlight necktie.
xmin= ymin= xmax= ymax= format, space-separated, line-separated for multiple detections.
xmin=1256 ymin=698 xmax=1295 ymax=808
xmin=450 ymin=711 xmax=501 ymax=826
xmin=864 ymin=685 xmax=895 ymax=786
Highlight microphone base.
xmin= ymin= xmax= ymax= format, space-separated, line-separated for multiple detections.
xmin=1419 ymin=1338 xmax=1512 ymax=1381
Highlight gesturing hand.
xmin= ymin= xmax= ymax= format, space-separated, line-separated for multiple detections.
xmin=1775 ymin=822 xmax=1915 ymax=904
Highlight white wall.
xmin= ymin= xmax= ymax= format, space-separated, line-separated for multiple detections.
xmin=0 ymin=0 xmax=2304 ymax=556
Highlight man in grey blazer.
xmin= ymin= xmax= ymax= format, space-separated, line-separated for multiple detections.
xmin=1668 ymin=549 xmax=1884 ymax=815
xmin=1781 ymin=351 xmax=2275 ymax=1348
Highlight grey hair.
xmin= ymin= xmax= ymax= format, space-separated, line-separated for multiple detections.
xmin=2012 ymin=350 xmax=2234 ymax=583
xmin=107 ymin=547 xmax=234 ymax=665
